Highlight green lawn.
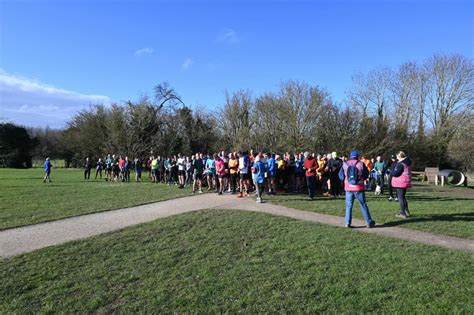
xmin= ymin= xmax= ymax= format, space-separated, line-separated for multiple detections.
xmin=1 ymin=168 xmax=473 ymax=239
xmin=1 ymin=210 xmax=472 ymax=313
xmin=0 ymin=168 xmax=193 ymax=230
xmin=265 ymin=183 xmax=474 ymax=239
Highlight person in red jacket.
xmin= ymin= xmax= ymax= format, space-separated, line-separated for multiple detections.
xmin=339 ymin=150 xmax=376 ymax=228
xmin=303 ymin=151 xmax=318 ymax=199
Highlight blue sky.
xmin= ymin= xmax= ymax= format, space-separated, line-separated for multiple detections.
xmin=1 ymin=0 xmax=473 ymax=128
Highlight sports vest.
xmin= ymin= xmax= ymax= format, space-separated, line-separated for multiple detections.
xmin=342 ymin=159 xmax=365 ymax=192
xmin=392 ymin=162 xmax=412 ymax=188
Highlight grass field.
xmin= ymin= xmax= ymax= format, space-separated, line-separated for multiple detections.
xmin=1 ymin=210 xmax=472 ymax=313
xmin=1 ymin=168 xmax=472 ymax=239
xmin=0 ymin=168 xmax=193 ymax=230
xmin=265 ymin=183 xmax=474 ymax=239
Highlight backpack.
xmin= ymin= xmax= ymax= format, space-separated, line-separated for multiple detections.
xmin=347 ymin=161 xmax=360 ymax=185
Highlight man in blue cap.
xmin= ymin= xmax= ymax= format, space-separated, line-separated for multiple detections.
xmin=339 ymin=150 xmax=376 ymax=228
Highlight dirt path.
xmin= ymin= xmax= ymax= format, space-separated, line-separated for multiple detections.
xmin=1 ymin=193 xmax=473 ymax=258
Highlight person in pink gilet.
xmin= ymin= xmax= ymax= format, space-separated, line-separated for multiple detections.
xmin=391 ymin=151 xmax=412 ymax=218
xmin=339 ymin=150 xmax=376 ymax=228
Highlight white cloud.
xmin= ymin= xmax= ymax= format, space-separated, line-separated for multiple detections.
xmin=217 ymin=28 xmax=240 ymax=45
xmin=134 ymin=47 xmax=154 ymax=57
xmin=181 ymin=58 xmax=194 ymax=70
xmin=0 ymin=69 xmax=111 ymax=128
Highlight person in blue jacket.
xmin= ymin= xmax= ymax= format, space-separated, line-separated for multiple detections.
xmin=43 ymin=157 xmax=52 ymax=183
xmin=266 ymin=152 xmax=277 ymax=195
xmin=295 ymin=152 xmax=305 ymax=192
xmin=253 ymin=153 xmax=267 ymax=203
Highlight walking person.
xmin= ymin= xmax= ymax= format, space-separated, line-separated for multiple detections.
xmin=43 ymin=157 xmax=52 ymax=183
xmin=253 ymin=153 xmax=266 ymax=203
xmin=339 ymin=150 xmax=376 ymax=228
xmin=391 ymin=151 xmax=413 ymax=218
xmin=303 ymin=151 xmax=318 ymax=200
xmin=84 ymin=157 xmax=92 ymax=180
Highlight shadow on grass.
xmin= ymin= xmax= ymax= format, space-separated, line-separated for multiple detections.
xmin=383 ymin=212 xmax=474 ymax=227
xmin=402 ymin=196 xmax=474 ymax=202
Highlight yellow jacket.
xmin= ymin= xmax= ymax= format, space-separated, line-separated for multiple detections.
xmin=316 ymin=159 xmax=326 ymax=175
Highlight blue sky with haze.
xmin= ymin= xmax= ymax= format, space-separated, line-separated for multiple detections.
xmin=1 ymin=0 xmax=473 ymax=128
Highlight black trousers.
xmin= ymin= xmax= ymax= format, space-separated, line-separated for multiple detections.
xmin=230 ymin=173 xmax=238 ymax=193
xmin=388 ymin=175 xmax=394 ymax=198
xmin=330 ymin=173 xmax=341 ymax=196
xmin=396 ymin=188 xmax=409 ymax=215
xmin=84 ymin=168 xmax=91 ymax=179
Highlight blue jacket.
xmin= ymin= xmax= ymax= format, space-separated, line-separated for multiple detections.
xmin=266 ymin=158 xmax=276 ymax=177
xmin=44 ymin=160 xmax=51 ymax=171
xmin=253 ymin=160 xmax=266 ymax=184
xmin=295 ymin=157 xmax=304 ymax=174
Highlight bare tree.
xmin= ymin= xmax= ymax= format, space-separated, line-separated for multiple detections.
xmin=424 ymin=54 xmax=474 ymax=142
xmin=389 ymin=62 xmax=418 ymax=136
xmin=218 ymin=90 xmax=254 ymax=151
xmin=277 ymin=80 xmax=328 ymax=151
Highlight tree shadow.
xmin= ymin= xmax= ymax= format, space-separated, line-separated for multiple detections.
xmin=402 ymin=196 xmax=474 ymax=202
xmin=383 ymin=212 xmax=474 ymax=227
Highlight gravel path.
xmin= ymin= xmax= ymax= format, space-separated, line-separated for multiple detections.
xmin=1 ymin=193 xmax=473 ymax=258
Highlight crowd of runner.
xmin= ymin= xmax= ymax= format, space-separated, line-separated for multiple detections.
xmin=43 ymin=149 xmax=413 ymax=228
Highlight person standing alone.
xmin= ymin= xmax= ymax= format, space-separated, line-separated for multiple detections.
xmin=43 ymin=157 xmax=52 ymax=183
xmin=84 ymin=157 xmax=92 ymax=180
xmin=339 ymin=150 xmax=376 ymax=228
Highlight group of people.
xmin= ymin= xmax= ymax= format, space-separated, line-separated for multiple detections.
xmin=44 ymin=149 xmax=413 ymax=228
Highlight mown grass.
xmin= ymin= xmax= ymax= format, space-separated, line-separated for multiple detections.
xmin=0 ymin=168 xmax=192 ymax=230
xmin=0 ymin=210 xmax=472 ymax=313
xmin=265 ymin=183 xmax=474 ymax=239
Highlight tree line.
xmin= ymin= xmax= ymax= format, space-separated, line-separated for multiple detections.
xmin=1 ymin=53 xmax=472 ymax=172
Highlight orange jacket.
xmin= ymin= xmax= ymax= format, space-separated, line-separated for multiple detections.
xmin=361 ymin=157 xmax=373 ymax=171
